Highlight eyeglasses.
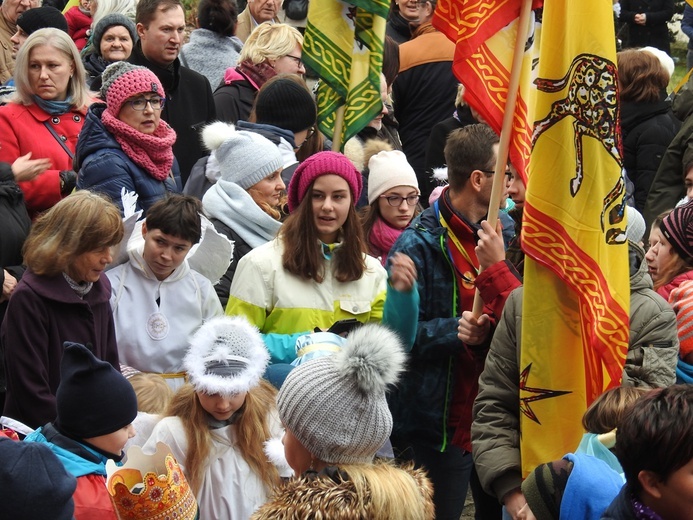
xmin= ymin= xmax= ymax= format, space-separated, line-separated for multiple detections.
xmin=285 ymin=54 xmax=304 ymax=67
xmin=480 ymin=167 xmax=511 ymax=176
xmin=126 ymin=96 xmax=165 ymax=111
xmin=297 ymin=127 xmax=316 ymax=149
xmin=380 ymin=194 xmax=420 ymax=207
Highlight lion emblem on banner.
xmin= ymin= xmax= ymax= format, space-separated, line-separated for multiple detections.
xmin=532 ymin=53 xmax=625 ymax=244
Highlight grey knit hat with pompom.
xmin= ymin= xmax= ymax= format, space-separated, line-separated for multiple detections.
xmin=277 ymin=323 xmax=406 ymax=465
xmin=201 ymin=121 xmax=283 ymax=190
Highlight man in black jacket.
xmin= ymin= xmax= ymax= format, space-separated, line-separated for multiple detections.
xmin=129 ymin=0 xmax=216 ymax=185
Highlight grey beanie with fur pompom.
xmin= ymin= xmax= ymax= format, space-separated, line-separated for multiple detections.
xmin=277 ymin=323 xmax=406 ymax=465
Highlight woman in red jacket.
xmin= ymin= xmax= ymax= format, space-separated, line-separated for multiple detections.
xmin=0 ymin=28 xmax=91 ymax=218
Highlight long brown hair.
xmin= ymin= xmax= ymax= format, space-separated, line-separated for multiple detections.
xmin=281 ymin=183 xmax=367 ymax=283
xmin=165 ymin=380 xmax=280 ymax=494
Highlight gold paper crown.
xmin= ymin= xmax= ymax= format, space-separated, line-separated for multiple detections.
xmin=106 ymin=442 xmax=199 ymax=520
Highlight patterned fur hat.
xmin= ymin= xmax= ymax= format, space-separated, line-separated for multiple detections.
xmin=183 ymin=316 xmax=269 ymax=396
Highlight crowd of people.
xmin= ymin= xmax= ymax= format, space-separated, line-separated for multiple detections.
xmin=0 ymin=0 xmax=692 ymax=519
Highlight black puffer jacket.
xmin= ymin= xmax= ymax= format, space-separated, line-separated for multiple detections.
xmin=644 ymin=73 xmax=693 ymax=227
xmin=621 ymin=95 xmax=680 ymax=212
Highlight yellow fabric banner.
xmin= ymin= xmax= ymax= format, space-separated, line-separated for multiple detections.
xmin=520 ymin=0 xmax=630 ymax=476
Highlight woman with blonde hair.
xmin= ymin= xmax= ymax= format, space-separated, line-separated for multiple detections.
xmin=252 ymin=323 xmax=434 ymax=519
xmin=1 ymin=191 xmax=123 ymax=430
xmin=144 ymin=316 xmax=284 ymax=520
xmin=214 ymin=22 xmax=305 ymax=124
xmin=0 ymin=28 xmax=92 ymax=218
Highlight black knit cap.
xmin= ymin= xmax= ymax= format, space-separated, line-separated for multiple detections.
xmin=17 ymin=7 xmax=68 ymax=36
xmin=254 ymin=75 xmax=317 ymax=133
xmin=55 ymin=342 xmax=138 ymax=440
xmin=0 ymin=437 xmax=76 ymax=520
xmin=661 ymin=199 xmax=693 ymax=261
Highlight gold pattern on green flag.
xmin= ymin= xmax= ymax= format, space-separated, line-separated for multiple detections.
xmin=303 ymin=0 xmax=387 ymax=147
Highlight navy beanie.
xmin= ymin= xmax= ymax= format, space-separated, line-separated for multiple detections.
xmin=55 ymin=342 xmax=138 ymax=439
xmin=0 ymin=437 xmax=76 ymax=520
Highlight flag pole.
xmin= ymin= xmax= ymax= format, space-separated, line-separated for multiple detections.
xmin=332 ymin=106 xmax=346 ymax=152
xmin=471 ymin=0 xmax=533 ymax=318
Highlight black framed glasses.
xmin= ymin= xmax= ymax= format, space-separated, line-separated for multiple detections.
xmin=126 ymin=96 xmax=165 ymax=111
xmin=285 ymin=54 xmax=304 ymax=67
xmin=480 ymin=167 xmax=511 ymax=176
xmin=298 ymin=127 xmax=316 ymax=149
xmin=380 ymin=194 xmax=420 ymax=207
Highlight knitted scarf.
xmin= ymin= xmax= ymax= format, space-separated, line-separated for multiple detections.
xmin=437 ymin=189 xmax=480 ymax=313
xmin=202 ymin=179 xmax=281 ymax=248
xmin=368 ymin=216 xmax=403 ymax=266
xmin=101 ymin=110 xmax=176 ymax=181
xmin=236 ymin=59 xmax=277 ymax=90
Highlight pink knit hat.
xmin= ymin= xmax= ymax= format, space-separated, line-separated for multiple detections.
xmin=101 ymin=61 xmax=166 ymax=116
xmin=288 ymin=151 xmax=362 ymax=212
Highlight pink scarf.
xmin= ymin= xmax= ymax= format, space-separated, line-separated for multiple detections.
xmin=102 ymin=110 xmax=176 ymax=181
xmin=368 ymin=217 xmax=403 ymax=266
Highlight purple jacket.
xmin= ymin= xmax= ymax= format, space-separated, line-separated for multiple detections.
xmin=1 ymin=270 xmax=119 ymax=429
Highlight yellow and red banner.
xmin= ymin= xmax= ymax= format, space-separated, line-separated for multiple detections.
xmin=520 ymin=0 xmax=630 ymax=475
xmin=433 ymin=0 xmax=542 ymax=181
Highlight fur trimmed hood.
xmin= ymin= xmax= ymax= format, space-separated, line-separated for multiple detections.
xmin=251 ymin=464 xmax=435 ymax=519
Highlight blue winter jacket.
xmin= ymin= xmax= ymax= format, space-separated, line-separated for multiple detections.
xmin=75 ymin=103 xmax=181 ymax=215
xmin=387 ymin=206 xmax=493 ymax=453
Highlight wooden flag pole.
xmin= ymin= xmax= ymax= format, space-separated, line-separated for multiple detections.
xmin=471 ymin=0 xmax=533 ymax=318
xmin=332 ymin=106 xmax=346 ymax=152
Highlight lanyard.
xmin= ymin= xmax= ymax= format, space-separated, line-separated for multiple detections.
xmin=434 ymin=199 xmax=480 ymax=284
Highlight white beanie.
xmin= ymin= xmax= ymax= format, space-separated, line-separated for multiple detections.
xmin=641 ymin=46 xmax=675 ymax=80
xmin=367 ymin=150 xmax=420 ymax=204
xmin=626 ymin=205 xmax=646 ymax=244
xmin=201 ymin=122 xmax=283 ymax=190
xmin=183 ymin=316 xmax=269 ymax=396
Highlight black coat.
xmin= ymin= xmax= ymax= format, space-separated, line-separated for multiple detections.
xmin=0 ymin=163 xmax=30 ymax=407
xmin=208 ymin=218 xmax=252 ymax=309
xmin=424 ymin=105 xmax=478 ymax=174
xmin=128 ymin=43 xmax=216 ymax=185
xmin=213 ymin=75 xmax=257 ymax=125
xmin=600 ymin=485 xmax=637 ymax=520
xmin=621 ymin=95 xmax=680 ymax=212
xmin=620 ymin=0 xmax=674 ymax=53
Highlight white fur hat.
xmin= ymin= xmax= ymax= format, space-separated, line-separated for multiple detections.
xmin=183 ymin=316 xmax=269 ymax=396
xmin=367 ymin=150 xmax=420 ymax=204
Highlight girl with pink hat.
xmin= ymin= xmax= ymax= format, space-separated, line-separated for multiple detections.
xmin=226 ymin=151 xmax=418 ymax=364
